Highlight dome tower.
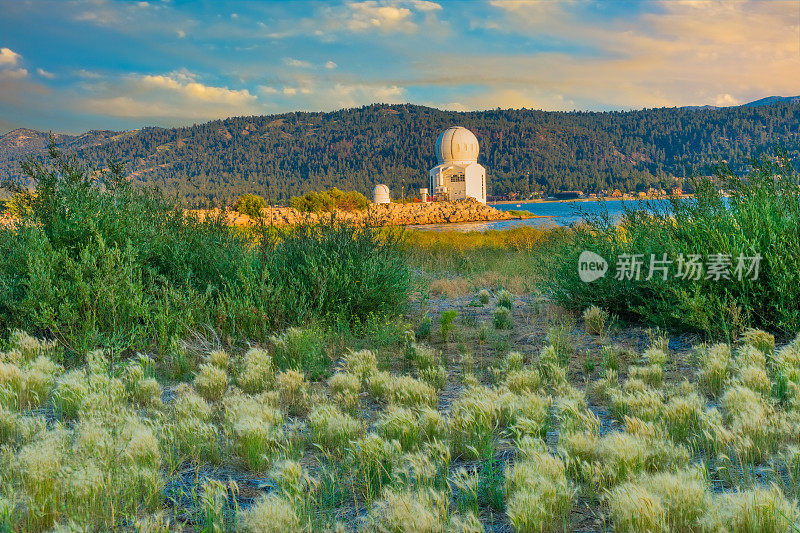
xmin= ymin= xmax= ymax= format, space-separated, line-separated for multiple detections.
xmin=435 ymin=126 xmax=480 ymax=165
xmin=428 ymin=126 xmax=487 ymax=204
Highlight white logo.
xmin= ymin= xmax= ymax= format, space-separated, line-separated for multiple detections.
xmin=578 ymin=251 xmax=608 ymax=283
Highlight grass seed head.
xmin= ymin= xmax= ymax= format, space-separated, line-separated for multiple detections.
xmin=308 ymin=403 xmax=360 ymax=453
xmin=276 ymin=369 xmax=310 ymax=416
xmin=194 ymin=363 xmax=228 ymax=402
xmin=741 ymin=328 xmax=775 ymax=357
xmin=582 ymin=305 xmax=608 ymax=336
xmin=237 ymin=348 xmax=275 ymax=394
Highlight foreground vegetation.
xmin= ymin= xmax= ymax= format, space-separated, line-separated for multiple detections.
xmin=3 ymin=147 xmax=800 ymax=531
xmin=543 ymin=152 xmax=800 ymax=338
xmin=2 ymin=300 xmax=800 ymax=531
xmin=0 ymin=148 xmax=410 ymax=360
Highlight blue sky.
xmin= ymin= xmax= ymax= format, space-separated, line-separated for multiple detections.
xmin=0 ymin=0 xmax=798 ymax=134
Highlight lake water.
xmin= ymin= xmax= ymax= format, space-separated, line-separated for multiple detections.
xmin=407 ymin=199 xmax=673 ymax=232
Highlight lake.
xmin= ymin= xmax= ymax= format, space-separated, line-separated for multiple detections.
xmin=408 ymin=198 xmax=673 ymax=232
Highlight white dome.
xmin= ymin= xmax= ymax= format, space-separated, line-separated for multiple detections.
xmin=435 ymin=126 xmax=479 ymax=164
xmin=373 ymin=184 xmax=390 ymax=204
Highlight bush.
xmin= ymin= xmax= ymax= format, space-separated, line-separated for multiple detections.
xmin=234 ymin=194 xmax=267 ymax=217
xmin=583 ymin=305 xmax=608 ymax=336
xmin=0 ymin=147 xmax=411 ymax=357
xmin=541 ymin=152 xmax=800 ymax=336
xmin=496 ymin=289 xmax=513 ymax=310
xmin=194 ymin=363 xmax=228 ymax=402
xmin=493 ymin=307 xmax=513 ymax=330
xmin=270 ymin=327 xmax=328 ymax=379
xmin=262 ymin=220 xmax=412 ymax=329
xmin=439 ymin=310 xmax=457 ymax=343
xmin=289 ymin=188 xmax=368 ymax=213
xmin=477 ymin=289 xmax=491 ymax=305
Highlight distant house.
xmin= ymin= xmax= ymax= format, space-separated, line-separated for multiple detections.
xmin=671 ymin=186 xmax=683 ymax=195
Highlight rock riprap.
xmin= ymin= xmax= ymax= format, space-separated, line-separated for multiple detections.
xmin=203 ymin=198 xmax=530 ymax=227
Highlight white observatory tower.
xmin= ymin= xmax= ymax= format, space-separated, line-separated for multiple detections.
xmin=428 ymin=126 xmax=486 ymax=204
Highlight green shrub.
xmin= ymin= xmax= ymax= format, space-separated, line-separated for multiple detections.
xmin=235 ymin=194 xmax=267 ymax=217
xmin=270 ymin=326 xmax=328 ymax=379
xmin=289 ymin=188 xmax=368 ymax=213
xmin=439 ymin=310 xmax=457 ymax=342
xmin=541 ymin=151 xmax=800 ymax=336
xmin=493 ymin=307 xmax=513 ymax=330
xmin=496 ymin=290 xmax=513 ymax=310
xmin=262 ymin=220 xmax=412 ymax=328
xmin=0 ymin=148 xmax=411 ymax=358
xmin=416 ymin=315 xmax=432 ymax=340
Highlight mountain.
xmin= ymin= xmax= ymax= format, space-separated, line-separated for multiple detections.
xmin=2 ymin=101 xmax=800 ymax=205
xmin=742 ymin=95 xmax=800 ymax=107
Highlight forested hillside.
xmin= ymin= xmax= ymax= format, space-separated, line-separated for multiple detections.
xmin=3 ymin=102 xmax=800 ymax=206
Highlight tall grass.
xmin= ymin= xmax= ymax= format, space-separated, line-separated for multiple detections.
xmin=0 ymin=146 xmax=411 ymax=359
xmin=542 ymin=151 xmax=800 ymax=336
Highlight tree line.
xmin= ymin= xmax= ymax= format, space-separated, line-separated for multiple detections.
xmin=4 ymin=103 xmax=800 ymax=206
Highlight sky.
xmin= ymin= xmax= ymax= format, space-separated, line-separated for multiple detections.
xmin=0 ymin=0 xmax=799 ymax=134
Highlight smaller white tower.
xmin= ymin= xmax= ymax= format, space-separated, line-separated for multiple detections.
xmin=373 ymin=184 xmax=390 ymax=204
xmin=420 ymin=188 xmax=429 ymax=202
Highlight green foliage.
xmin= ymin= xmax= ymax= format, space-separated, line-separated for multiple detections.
xmin=0 ymin=147 xmax=411 ymax=357
xmin=262 ymin=221 xmax=412 ymax=327
xmin=493 ymin=307 xmax=513 ymax=330
xmin=271 ymin=326 xmax=328 ymax=380
xmin=10 ymin=103 xmax=800 ymax=205
xmin=542 ymin=151 xmax=800 ymax=336
xmin=416 ymin=315 xmax=432 ymax=341
xmin=289 ymin=188 xmax=368 ymax=213
xmin=234 ymin=193 xmax=266 ymax=217
xmin=439 ymin=310 xmax=457 ymax=342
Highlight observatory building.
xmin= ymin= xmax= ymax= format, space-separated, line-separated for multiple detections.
xmin=373 ymin=183 xmax=390 ymax=204
xmin=428 ymin=126 xmax=486 ymax=204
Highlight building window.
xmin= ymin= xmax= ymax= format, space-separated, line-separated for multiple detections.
xmin=450 ymin=174 xmax=465 ymax=182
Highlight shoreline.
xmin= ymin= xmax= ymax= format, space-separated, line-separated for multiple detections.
xmin=490 ymin=195 xmax=693 ymax=206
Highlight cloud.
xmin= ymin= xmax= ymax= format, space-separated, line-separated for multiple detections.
xmin=37 ymin=68 xmax=56 ymax=79
xmin=345 ymin=1 xmax=416 ymax=33
xmin=411 ymin=1 xmax=442 ymax=12
xmin=260 ymin=1 xmax=442 ymax=40
xmin=715 ymin=93 xmax=739 ymax=107
xmin=325 ymin=61 xmax=338 ymax=69
xmin=140 ymin=73 xmax=256 ymax=105
xmin=434 ymin=0 xmax=800 ymax=109
xmin=0 ymin=48 xmax=21 ymax=68
xmin=0 ymin=68 xmax=28 ymax=79
xmin=284 ymin=58 xmax=313 ymax=68
xmin=77 ymin=70 xmax=258 ymax=120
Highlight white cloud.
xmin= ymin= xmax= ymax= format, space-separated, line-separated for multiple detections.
xmin=284 ymin=58 xmax=313 ymax=68
xmin=176 ymin=29 xmax=186 ymax=38
xmin=0 ymin=48 xmax=21 ymax=68
xmin=76 ymin=70 xmax=258 ymax=120
xmin=345 ymin=2 xmax=416 ymax=33
xmin=411 ymin=1 xmax=442 ymax=12
xmin=325 ymin=61 xmax=338 ymax=69
xmin=140 ymin=73 xmax=255 ymax=105
xmin=715 ymin=93 xmax=739 ymax=107
xmin=36 ymin=68 xmax=56 ymax=79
